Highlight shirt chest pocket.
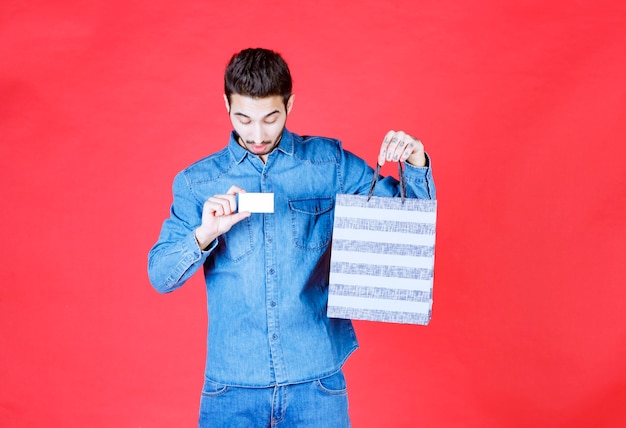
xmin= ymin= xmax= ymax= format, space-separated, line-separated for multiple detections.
xmin=218 ymin=218 xmax=254 ymax=262
xmin=289 ymin=197 xmax=334 ymax=251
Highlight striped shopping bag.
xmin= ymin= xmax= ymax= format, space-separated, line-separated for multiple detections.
xmin=327 ymin=163 xmax=437 ymax=325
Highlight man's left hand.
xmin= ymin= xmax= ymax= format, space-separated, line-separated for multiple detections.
xmin=377 ymin=130 xmax=426 ymax=167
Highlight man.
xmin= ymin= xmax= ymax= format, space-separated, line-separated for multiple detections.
xmin=148 ymin=48 xmax=436 ymax=427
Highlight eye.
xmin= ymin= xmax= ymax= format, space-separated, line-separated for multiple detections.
xmin=239 ymin=118 xmax=251 ymax=125
xmin=264 ymin=114 xmax=279 ymax=124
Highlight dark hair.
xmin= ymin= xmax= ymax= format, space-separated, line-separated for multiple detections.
xmin=224 ymin=48 xmax=292 ymax=106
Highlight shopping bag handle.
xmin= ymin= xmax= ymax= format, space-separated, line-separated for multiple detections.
xmin=367 ymin=162 xmax=406 ymax=203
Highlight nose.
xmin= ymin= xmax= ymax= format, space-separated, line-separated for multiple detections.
xmin=251 ymin=123 xmax=264 ymax=143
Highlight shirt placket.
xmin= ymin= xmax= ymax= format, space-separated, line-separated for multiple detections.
xmin=261 ymin=162 xmax=288 ymax=385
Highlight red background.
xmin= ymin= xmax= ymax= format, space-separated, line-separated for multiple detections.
xmin=2 ymin=1 xmax=626 ymax=427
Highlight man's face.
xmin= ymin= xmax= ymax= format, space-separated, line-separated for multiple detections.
xmin=225 ymin=93 xmax=294 ymax=162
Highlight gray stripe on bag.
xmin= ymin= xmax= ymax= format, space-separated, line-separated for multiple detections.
xmin=334 ymin=217 xmax=436 ymax=234
xmin=330 ymin=262 xmax=433 ymax=280
xmin=327 ymin=306 xmax=432 ymax=325
xmin=331 ymin=240 xmax=435 ymax=257
xmin=336 ymin=194 xmax=437 ymax=212
xmin=329 ymin=283 xmax=432 ymax=302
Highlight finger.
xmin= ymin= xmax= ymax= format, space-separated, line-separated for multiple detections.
xmin=226 ymin=185 xmax=247 ymax=213
xmin=378 ymin=130 xmax=396 ymax=165
xmin=231 ymin=211 xmax=251 ymax=223
xmin=400 ymin=140 xmax=415 ymax=162
xmin=206 ymin=195 xmax=235 ymax=216
xmin=405 ymin=137 xmax=426 ymax=166
xmin=386 ymin=131 xmax=401 ymax=162
xmin=387 ymin=131 xmax=408 ymax=162
xmin=218 ymin=207 xmax=251 ymax=232
xmin=203 ymin=200 xmax=225 ymax=216
xmin=226 ymin=185 xmax=246 ymax=195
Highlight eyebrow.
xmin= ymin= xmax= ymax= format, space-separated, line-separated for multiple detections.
xmin=234 ymin=110 xmax=281 ymax=120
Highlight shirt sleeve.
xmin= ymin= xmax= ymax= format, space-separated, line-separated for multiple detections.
xmin=147 ymin=170 xmax=217 ymax=293
xmin=400 ymin=153 xmax=436 ymax=200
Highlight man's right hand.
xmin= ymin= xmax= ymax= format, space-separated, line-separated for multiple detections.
xmin=194 ymin=185 xmax=251 ymax=250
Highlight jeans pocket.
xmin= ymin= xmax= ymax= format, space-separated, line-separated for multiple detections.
xmin=201 ymin=378 xmax=228 ymax=397
xmin=316 ymin=370 xmax=347 ymax=395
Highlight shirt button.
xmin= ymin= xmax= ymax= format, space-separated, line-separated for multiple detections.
xmin=270 ymin=301 xmax=277 ymax=307
xmin=272 ymin=334 xmax=278 ymax=340
xmin=267 ymin=237 xmax=273 ymax=243
xmin=269 ymin=269 xmax=275 ymax=275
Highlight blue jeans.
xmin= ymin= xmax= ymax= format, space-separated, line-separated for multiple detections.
xmin=198 ymin=370 xmax=351 ymax=427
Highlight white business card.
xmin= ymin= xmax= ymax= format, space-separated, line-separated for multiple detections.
xmin=238 ymin=193 xmax=274 ymax=213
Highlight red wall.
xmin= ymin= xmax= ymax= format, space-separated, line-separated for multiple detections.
xmin=2 ymin=1 xmax=626 ymax=427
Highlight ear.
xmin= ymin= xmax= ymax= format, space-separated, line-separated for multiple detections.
xmin=286 ymin=94 xmax=295 ymax=115
xmin=223 ymin=94 xmax=230 ymax=113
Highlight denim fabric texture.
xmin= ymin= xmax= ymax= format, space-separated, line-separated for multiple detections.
xmin=198 ymin=370 xmax=351 ymax=427
xmin=148 ymin=128 xmax=436 ymax=387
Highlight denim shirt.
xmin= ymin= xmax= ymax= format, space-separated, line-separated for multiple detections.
xmin=148 ymin=128 xmax=436 ymax=387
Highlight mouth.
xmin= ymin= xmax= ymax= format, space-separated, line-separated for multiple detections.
xmin=244 ymin=140 xmax=271 ymax=153
xmin=237 ymin=135 xmax=276 ymax=155
xmin=249 ymin=143 xmax=269 ymax=153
